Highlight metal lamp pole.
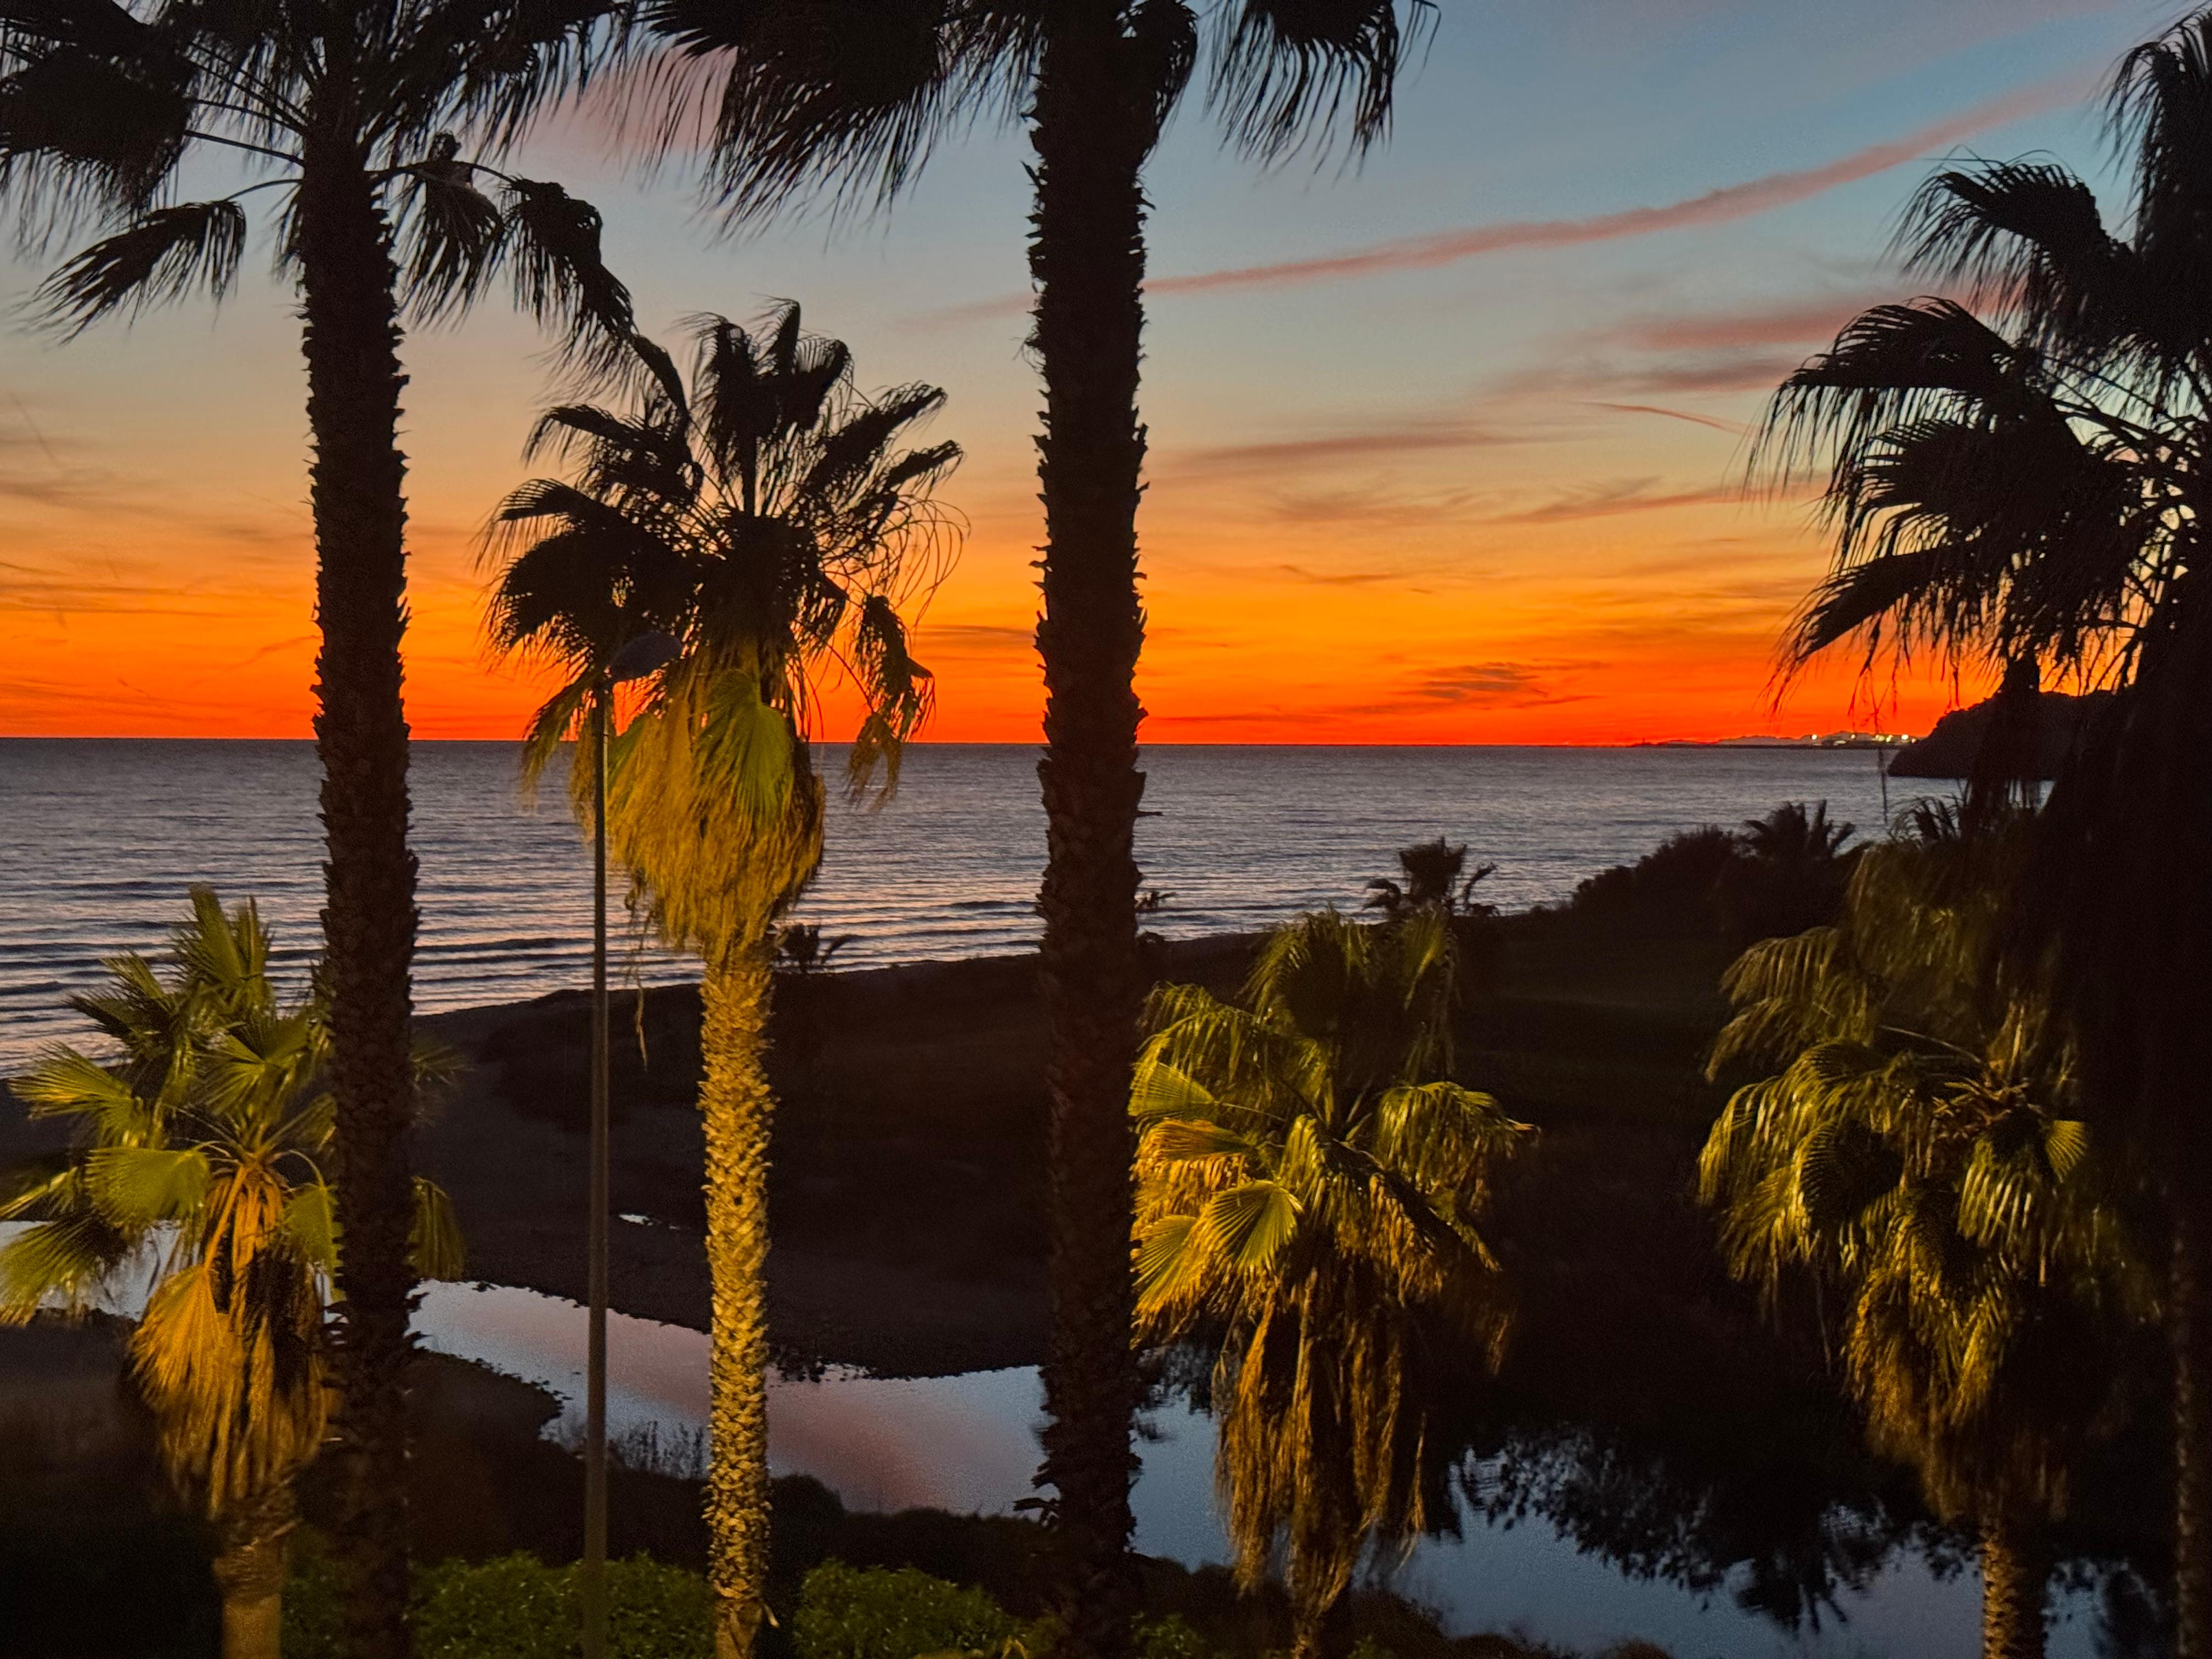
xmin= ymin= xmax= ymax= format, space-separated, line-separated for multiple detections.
xmin=582 ymin=633 xmax=680 ymax=1659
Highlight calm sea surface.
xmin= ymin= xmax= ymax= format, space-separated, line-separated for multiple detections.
xmin=0 ymin=740 xmax=1923 ymax=1067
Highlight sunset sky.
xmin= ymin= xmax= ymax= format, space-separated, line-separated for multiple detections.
xmin=0 ymin=0 xmax=2177 ymax=743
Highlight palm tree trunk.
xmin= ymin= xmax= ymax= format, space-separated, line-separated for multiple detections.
xmin=296 ymin=137 xmax=420 ymax=1659
xmin=699 ymin=942 xmax=777 ymax=1659
xmin=1289 ymin=1583 xmax=1352 ymax=1659
xmin=1978 ymin=1517 xmax=2049 ymax=1659
xmin=211 ymin=1486 xmax=297 ymax=1659
xmin=2178 ymin=1194 xmax=2212 ymax=1659
xmin=1026 ymin=12 xmax=1157 ymax=1659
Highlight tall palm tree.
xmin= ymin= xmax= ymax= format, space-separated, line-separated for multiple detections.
xmin=0 ymin=890 xmax=462 ymax=1659
xmin=632 ymin=13 xmax=1431 ymax=1650
xmin=0 ymin=8 xmax=633 ymax=1650
xmin=1699 ymin=818 xmax=2154 ymax=1659
xmin=1132 ymin=910 xmax=1531 ymax=1659
xmin=486 ymin=306 xmax=958 ymax=1658
xmin=1748 ymin=19 xmax=2212 ymax=1643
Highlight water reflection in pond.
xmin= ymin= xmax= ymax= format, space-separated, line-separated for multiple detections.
xmin=416 ymin=1280 xmax=2123 ymax=1659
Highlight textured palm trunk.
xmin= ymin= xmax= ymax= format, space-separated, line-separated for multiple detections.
xmin=699 ymin=943 xmax=777 ymax=1659
xmin=1289 ymin=1584 xmax=1352 ymax=1659
xmin=1026 ymin=12 xmax=1155 ymax=1659
xmin=296 ymin=137 xmax=420 ymax=1659
xmin=1978 ymin=1518 xmax=2049 ymax=1659
xmin=211 ymin=1486 xmax=297 ymax=1659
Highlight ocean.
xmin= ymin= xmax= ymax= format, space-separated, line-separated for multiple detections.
xmin=0 ymin=740 xmax=1921 ymax=1067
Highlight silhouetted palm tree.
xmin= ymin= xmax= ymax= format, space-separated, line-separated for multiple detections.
xmin=1714 ymin=802 xmax=1855 ymax=945
xmin=0 ymin=891 xmax=461 ymax=1659
xmin=0 ymin=9 xmax=631 ymax=1649
xmin=486 ymin=308 xmax=957 ymax=1657
xmin=1751 ymin=17 xmax=2212 ymax=1645
xmin=1132 ymin=910 xmax=1530 ymax=1659
xmin=1700 ymin=818 xmax=2153 ymax=1659
xmin=629 ymin=16 xmax=1431 ymax=1645
xmin=1362 ymin=836 xmax=1496 ymax=920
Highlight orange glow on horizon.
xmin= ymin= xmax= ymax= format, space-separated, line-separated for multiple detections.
xmin=1 ymin=493 xmax=1990 ymax=747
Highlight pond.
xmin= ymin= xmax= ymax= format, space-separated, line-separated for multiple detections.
xmin=414 ymin=1279 xmax=2128 ymax=1659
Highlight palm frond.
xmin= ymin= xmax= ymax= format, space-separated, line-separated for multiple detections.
xmin=36 ymin=199 xmax=246 ymax=334
xmin=1211 ymin=0 xmax=1430 ymax=162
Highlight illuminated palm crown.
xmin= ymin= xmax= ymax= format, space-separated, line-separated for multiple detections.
xmin=486 ymin=306 xmax=960 ymax=956
xmin=1699 ymin=814 xmax=2153 ymax=1526
xmin=0 ymin=890 xmax=460 ymax=1519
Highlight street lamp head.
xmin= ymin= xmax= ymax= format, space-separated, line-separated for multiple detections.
xmin=608 ymin=631 xmax=682 ymax=685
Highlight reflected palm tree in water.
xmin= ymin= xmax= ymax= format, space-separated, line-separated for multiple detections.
xmin=0 ymin=891 xmax=461 ymax=1659
xmin=1132 ymin=910 xmax=1531 ymax=1659
xmin=485 ymin=306 xmax=957 ymax=1657
xmin=1698 ymin=816 xmax=2154 ymax=1659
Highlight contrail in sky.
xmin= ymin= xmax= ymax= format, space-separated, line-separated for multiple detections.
xmin=929 ymin=75 xmax=2085 ymax=321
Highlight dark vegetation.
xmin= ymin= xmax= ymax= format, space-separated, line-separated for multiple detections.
xmin=420 ymin=804 xmax=2172 ymax=1619
xmin=0 ymin=809 xmax=2168 ymax=1654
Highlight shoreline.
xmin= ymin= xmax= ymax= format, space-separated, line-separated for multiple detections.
xmin=404 ymin=931 xmax=1269 ymax=1378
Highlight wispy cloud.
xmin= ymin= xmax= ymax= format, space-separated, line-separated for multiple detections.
xmin=1586 ymin=402 xmax=1748 ymax=435
xmin=927 ymin=77 xmax=2082 ymax=324
xmin=1344 ymin=660 xmax=1595 ymax=715
xmin=1611 ymin=291 xmax=1895 ymax=353
xmin=1263 ymin=482 xmax=1485 ymax=527
xmin=1165 ymin=420 xmax=1526 ymax=478
xmin=1146 ymin=77 xmax=2080 ymax=298
xmin=1488 ymin=478 xmax=1740 ymax=524
xmin=1274 ymin=563 xmax=1415 ymax=586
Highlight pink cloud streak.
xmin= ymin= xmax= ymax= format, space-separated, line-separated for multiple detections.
xmin=1148 ymin=76 xmax=2083 ymax=298
xmin=928 ymin=74 xmax=2084 ymax=321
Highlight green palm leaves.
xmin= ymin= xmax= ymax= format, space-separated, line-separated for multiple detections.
xmin=487 ymin=303 xmax=961 ymax=914
xmin=1 ymin=890 xmax=461 ymax=1527
xmin=1699 ymin=822 xmax=2150 ymax=1652
xmin=1133 ymin=911 xmax=1530 ymax=1659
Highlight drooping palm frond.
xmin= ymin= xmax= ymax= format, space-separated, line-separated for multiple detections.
xmin=638 ymin=0 xmax=976 ymax=221
xmin=1210 ymin=0 xmax=1431 ymax=162
xmin=485 ymin=306 xmax=961 ymax=851
xmin=35 ymin=198 xmax=245 ymax=332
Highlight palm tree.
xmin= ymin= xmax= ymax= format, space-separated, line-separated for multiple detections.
xmin=1362 ymin=837 xmax=1496 ymax=921
xmin=1714 ymin=802 xmax=1855 ymax=946
xmin=485 ymin=306 xmax=958 ymax=1658
xmin=1698 ymin=819 xmax=2153 ymax=1659
xmin=632 ymin=14 xmax=1432 ymax=1649
xmin=0 ymin=890 xmax=462 ymax=1659
xmin=1748 ymin=21 xmax=2212 ymax=1641
xmin=0 ymin=9 xmax=633 ymax=1649
xmin=1131 ymin=909 xmax=1531 ymax=1659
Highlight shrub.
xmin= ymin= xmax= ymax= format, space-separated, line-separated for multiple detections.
xmin=282 ymin=1530 xmax=346 ymax=1659
xmin=791 ymin=1560 xmax=1040 ymax=1659
xmin=1133 ymin=1615 xmax=1218 ymax=1659
xmin=1568 ymin=827 xmax=1738 ymax=922
xmin=284 ymin=1548 xmax=711 ymax=1659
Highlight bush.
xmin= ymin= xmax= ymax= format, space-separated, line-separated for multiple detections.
xmin=283 ymin=1547 xmax=712 ymax=1659
xmin=1568 ymin=826 xmax=1739 ymax=923
xmin=792 ymin=1560 xmax=1042 ymax=1659
xmin=1133 ymin=1615 xmax=1218 ymax=1659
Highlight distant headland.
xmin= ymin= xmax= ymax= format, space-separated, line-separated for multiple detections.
xmin=1633 ymin=731 xmax=1915 ymax=751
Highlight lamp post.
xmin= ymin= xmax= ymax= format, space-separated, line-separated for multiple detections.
xmin=583 ymin=630 xmax=680 ymax=1659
